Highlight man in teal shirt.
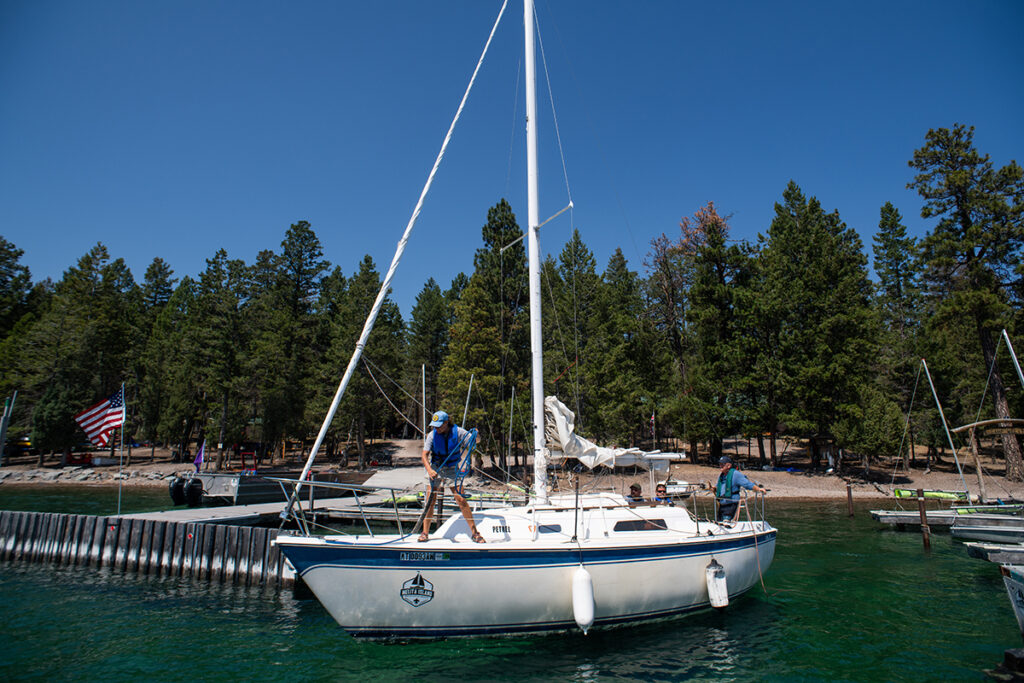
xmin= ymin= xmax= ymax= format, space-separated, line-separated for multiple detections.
xmin=715 ymin=456 xmax=767 ymax=522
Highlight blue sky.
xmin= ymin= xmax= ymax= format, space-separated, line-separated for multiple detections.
xmin=1 ymin=0 xmax=1022 ymax=316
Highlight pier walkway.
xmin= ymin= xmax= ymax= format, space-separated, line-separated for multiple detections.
xmin=0 ymin=467 xmax=431 ymax=588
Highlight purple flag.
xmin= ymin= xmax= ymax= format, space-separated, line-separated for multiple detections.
xmin=193 ymin=440 xmax=206 ymax=472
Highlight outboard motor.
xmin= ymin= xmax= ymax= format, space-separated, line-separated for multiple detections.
xmin=185 ymin=478 xmax=204 ymax=507
xmin=169 ymin=477 xmax=186 ymax=506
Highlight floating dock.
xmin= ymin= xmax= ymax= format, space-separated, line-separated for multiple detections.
xmin=965 ymin=542 xmax=1024 ymax=564
xmin=0 ymin=509 xmax=295 ymax=586
xmin=0 ymin=469 xmax=484 ymax=586
xmin=870 ymin=509 xmax=1023 ymax=529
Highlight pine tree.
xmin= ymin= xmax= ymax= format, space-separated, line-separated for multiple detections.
xmin=644 ymin=213 xmax=710 ymax=457
xmin=909 ymin=124 xmax=1024 ymax=479
xmin=133 ymin=257 xmax=178 ymax=459
xmin=328 ymin=255 xmax=404 ymax=469
xmin=548 ymin=230 xmax=600 ymax=431
xmin=439 ymin=274 xmax=505 ymax=468
xmin=407 ymin=277 xmax=450 ymax=421
xmin=440 ymin=200 xmax=529 ymax=470
xmin=140 ymin=277 xmax=195 ymax=458
xmin=195 ymin=250 xmax=249 ymax=468
xmin=589 ymin=248 xmax=670 ymax=446
xmin=870 ymin=202 xmax=923 ymax=467
xmin=757 ymin=182 xmax=876 ymax=467
xmin=685 ymin=203 xmax=752 ymax=462
xmin=21 ymin=244 xmax=138 ymax=457
xmin=0 ymin=236 xmax=33 ymax=340
xmin=242 ymin=248 xmax=291 ymax=462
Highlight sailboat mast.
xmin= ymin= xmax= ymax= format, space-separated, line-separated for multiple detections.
xmin=524 ymin=0 xmax=547 ymax=504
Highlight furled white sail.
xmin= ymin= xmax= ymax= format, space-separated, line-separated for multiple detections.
xmin=543 ymin=396 xmax=681 ymax=472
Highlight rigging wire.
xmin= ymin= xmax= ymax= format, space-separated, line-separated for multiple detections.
xmin=534 ymin=2 xmax=573 ymax=211
xmin=535 ymin=1 xmax=584 ymax=420
xmin=537 ymin=0 xmax=643 ymax=264
xmin=284 ymin=0 xmax=510 ymax=516
xmin=504 ymin=57 xmax=522 ymax=198
xmin=363 ymin=355 xmax=426 ymax=411
xmin=360 ymin=357 xmax=424 ymax=436
xmin=889 ymin=361 xmax=923 ymax=492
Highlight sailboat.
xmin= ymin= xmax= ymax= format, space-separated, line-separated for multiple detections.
xmin=274 ymin=0 xmax=776 ymax=639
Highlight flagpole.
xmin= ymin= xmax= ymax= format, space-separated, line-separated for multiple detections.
xmin=117 ymin=383 xmax=125 ymax=516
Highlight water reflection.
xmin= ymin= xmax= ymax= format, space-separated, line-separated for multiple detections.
xmin=0 ymin=500 xmax=1017 ymax=681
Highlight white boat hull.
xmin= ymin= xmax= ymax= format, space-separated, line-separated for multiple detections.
xmin=277 ymin=498 xmax=775 ymax=638
xmin=1002 ymin=565 xmax=1024 ymax=638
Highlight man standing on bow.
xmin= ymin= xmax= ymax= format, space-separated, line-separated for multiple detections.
xmin=419 ymin=410 xmax=485 ymax=543
xmin=715 ymin=456 xmax=767 ymax=522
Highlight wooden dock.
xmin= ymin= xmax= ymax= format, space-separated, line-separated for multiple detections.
xmin=0 ymin=469 xmax=458 ymax=585
xmin=0 ymin=510 xmax=294 ymax=587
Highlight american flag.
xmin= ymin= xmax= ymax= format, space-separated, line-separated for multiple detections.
xmin=74 ymin=387 xmax=125 ymax=447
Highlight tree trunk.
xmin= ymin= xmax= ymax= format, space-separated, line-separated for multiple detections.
xmin=688 ymin=437 xmax=699 ymax=465
xmin=968 ymin=427 xmax=988 ymax=503
xmin=977 ymin=325 xmax=1024 ymax=480
xmin=710 ymin=437 xmax=723 ymax=464
xmin=756 ymin=433 xmax=767 ymax=469
xmin=810 ymin=437 xmax=821 ymax=469
xmin=909 ymin=428 xmax=917 ymax=471
xmin=769 ymin=432 xmax=778 ymax=469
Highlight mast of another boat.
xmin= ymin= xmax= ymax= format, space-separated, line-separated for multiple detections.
xmin=1004 ymin=329 xmax=1024 ymax=390
xmin=524 ymin=0 xmax=547 ymax=505
xmin=921 ymin=357 xmax=972 ymax=500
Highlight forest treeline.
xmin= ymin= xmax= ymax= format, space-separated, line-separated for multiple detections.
xmin=1 ymin=125 xmax=1021 ymax=477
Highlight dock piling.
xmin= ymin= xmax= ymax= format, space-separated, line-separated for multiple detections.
xmin=916 ymin=488 xmax=931 ymax=550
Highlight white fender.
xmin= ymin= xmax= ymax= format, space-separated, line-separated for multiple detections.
xmin=572 ymin=565 xmax=595 ymax=634
xmin=706 ymin=559 xmax=729 ymax=608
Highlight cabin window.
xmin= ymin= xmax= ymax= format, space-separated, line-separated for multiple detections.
xmin=538 ymin=524 xmax=561 ymax=534
xmin=613 ymin=519 xmax=667 ymax=532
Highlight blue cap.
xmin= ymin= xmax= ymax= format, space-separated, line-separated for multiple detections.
xmin=719 ymin=456 xmax=732 ymax=465
xmin=429 ymin=411 xmax=449 ymax=428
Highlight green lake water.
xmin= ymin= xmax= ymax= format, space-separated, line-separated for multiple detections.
xmin=0 ymin=488 xmax=1017 ymax=681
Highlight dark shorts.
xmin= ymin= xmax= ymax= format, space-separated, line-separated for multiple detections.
xmin=717 ymin=500 xmax=739 ymax=522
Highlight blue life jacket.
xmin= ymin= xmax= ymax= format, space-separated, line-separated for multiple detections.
xmin=431 ymin=426 xmax=462 ymax=468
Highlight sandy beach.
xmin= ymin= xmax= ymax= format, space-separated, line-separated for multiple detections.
xmin=4 ymin=436 xmax=1019 ymax=505
xmin=3 ymin=437 xmax=1023 ymax=503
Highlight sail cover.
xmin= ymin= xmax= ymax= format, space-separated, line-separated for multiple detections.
xmin=543 ymin=396 xmax=682 ymax=473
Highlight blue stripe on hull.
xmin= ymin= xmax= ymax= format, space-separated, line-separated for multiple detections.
xmin=280 ymin=531 xmax=776 ymax=575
